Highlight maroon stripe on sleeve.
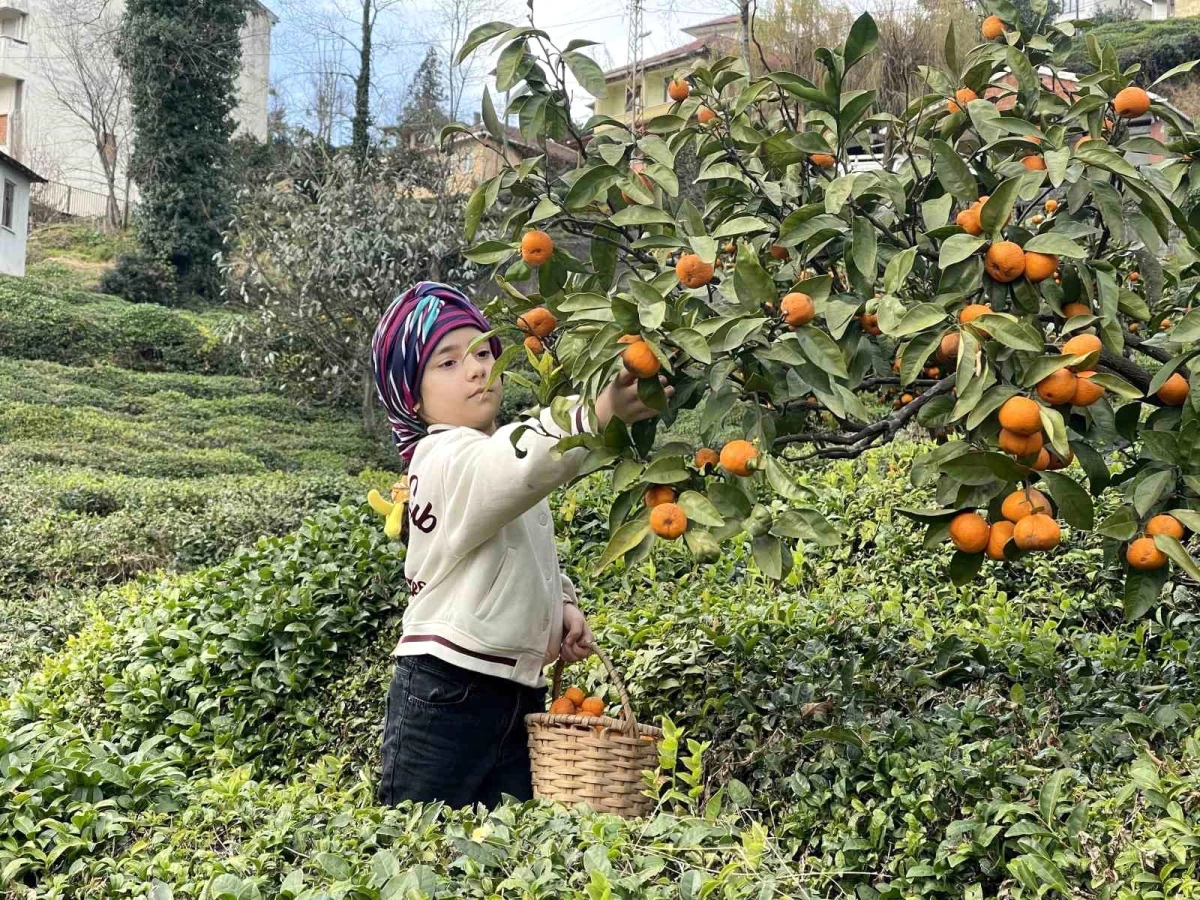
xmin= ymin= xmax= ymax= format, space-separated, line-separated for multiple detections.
xmin=400 ymin=634 xmax=518 ymax=666
xmin=575 ymin=406 xmax=584 ymax=433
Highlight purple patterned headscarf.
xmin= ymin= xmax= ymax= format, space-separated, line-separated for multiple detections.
xmin=371 ymin=281 xmax=503 ymax=464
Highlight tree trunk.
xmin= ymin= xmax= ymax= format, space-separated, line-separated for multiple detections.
xmin=361 ymin=365 xmax=377 ymax=437
xmin=352 ymin=0 xmax=373 ymax=174
xmin=739 ymin=0 xmax=752 ymax=75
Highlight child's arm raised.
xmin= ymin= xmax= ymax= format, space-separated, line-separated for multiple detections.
xmin=438 ymin=370 xmax=672 ymax=557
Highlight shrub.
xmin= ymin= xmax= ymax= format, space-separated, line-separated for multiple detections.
xmin=0 ymin=276 xmax=240 ymax=372
xmin=99 ymin=250 xmax=179 ymax=306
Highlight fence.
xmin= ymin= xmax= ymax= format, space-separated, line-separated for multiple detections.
xmin=29 ymin=180 xmax=135 ymax=228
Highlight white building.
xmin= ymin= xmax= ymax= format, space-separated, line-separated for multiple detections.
xmin=0 ymin=0 xmax=277 ymax=223
xmin=1056 ymin=0 xmax=1174 ymax=22
xmin=0 ymin=146 xmax=45 ymax=274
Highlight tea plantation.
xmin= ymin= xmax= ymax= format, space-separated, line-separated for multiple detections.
xmin=3 ymin=275 xmax=1200 ymax=898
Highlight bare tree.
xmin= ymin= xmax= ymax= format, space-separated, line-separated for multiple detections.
xmin=35 ymin=0 xmax=129 ymax=230
xmin=428 ymin=0 xmax=515 ymax=123
xmin=301 ymin=35 xmax=352 ymax=145
xmin=276 ymin=0 xmax=405 ymax=165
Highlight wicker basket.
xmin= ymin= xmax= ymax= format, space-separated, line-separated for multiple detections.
xmin=525 ymin=640 xmax=662 ymax=817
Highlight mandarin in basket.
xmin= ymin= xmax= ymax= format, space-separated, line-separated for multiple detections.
xmin=580 ymin=696 xmax=606 ymax=716
xmin=564 ymin=686 xmax=585 ymax=706
xmin=549 ymin=697 xmax=576 ymax=714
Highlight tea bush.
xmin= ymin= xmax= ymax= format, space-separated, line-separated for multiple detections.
xmin=0 ymin=358 xmax=395 ymax=689
xmin=5 ymin=435 xmax=1200 ymax=896
xmin=0 ymin=276 xmax=242 ymax=373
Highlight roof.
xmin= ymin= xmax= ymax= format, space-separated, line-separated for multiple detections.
xmin=0 ymin=149 xmax=46 ymax=184
xmin=252 ymin=0 xmax=280 ymax=25
xmin=428 ymin=124 xmax=578 ymax=164
xmin=681 ymin=13 xmax=741 ymax=37
xmin=603 ymin=33 xmax=740 ymax=82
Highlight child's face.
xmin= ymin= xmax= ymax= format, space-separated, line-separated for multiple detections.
xmin=415 ymin=326 xmax=503 ymax=433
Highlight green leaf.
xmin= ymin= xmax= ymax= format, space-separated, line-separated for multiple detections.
xmin=463 ymin=240 xmax=515 ymax=264
xmin=1075 ymin=142 xmax=1140 ymax=180
xmin=463 ymin=182 xmax=487 ymax=244
xmin=1090 ymin=372 xmax=1144 ymax=400
xmin=713 ymin=216 xmax=773 ymax=238
xmin=564 ymin=51 xmax=607 ymax=98
xmin=495 ymin=39 xmax=529 ymax=93
xmin=763 ymin=455 xmax=815 ymax=502
xmin=950 ymin=550 xmax=985 ymax=585
xmin=1124 ymin=566 xmax=1168 ymax=620
xmin=752 ymin=534 xmax=783 ymax=579
xmin=824 ymin=175 xmax=856 ymax=214
xmin=595 ymin=517 xmax=650 ymax=574
xmin=1098 ymin=506 xmax=1139 ymax=540
xmin=884 ymin=247 xmax=918 ymax=293
xmin=670 ymin=327 xmax=712 ymax=363
xmin=844 ymin=12 xmax=879 ymax=67
xmin=1022 ymin=354 xmax=1084 ymax=387
xmin=1023 ymin=233 xmax=1088 ymax=258
xmin=942 ymin=451 xmax=1027 ymax=484
xmin=1134 ymin=470 xmax=1175 ymax=518
xmin=480 ymin=86 xmax=504 ymax=143
xmin=565 ymin=164 xmax=621 ymax=209
xmin=1152 ymin=58 xmax=1200 ymax=86
xmin=1038 ymin=471 xmax=1094 ymax=530
xmin=889 ymin=303 xmax=948 ymax=338
xmin=772 ymin=507 xmax=840 ymax=546
xmin=734 ymin=244 xmax=777 ymax=310
xmin=980 ymin=177 xmax=1023 ymax=237
xmin=457 ymin=21 xmax=515 ymax=64
xmin=1155 ymin=534 xmax=1200 ymax=580
xmin=793 ymin=325 xmax=849 ymax=378
xmin=527 ymin=196 xmax=561 ymax=225
xmin=1170 ymin=308 xmax=1200 ymax=343
xmin=939 ymin=234 xmax=986 ymax=269
xmin=900 ymin=330 xmax=944 ymax=387
xmin=1039 ymin=770 xmax=1072 ymax=824
xmin=967 ymin=384 xmax=1020 ymax=430
xmin=1170 ymin=509 xmax=1200 ymax=533
xmin=852 ymin=217 xmax=877 ymax=281
xmin=610 ymin=205 xmax=675 ymax=227
xmin=676 ymin=490 xmax=725 ymax=527
xmin=973 ymin=314 xmax=1044 ymax=352
xmin=932 ymin=139 xmax=979 ymax=204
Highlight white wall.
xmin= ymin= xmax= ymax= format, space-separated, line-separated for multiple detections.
xmin=22 ymin=0 xmax=274 ymax=215
xmin=0 ymin=166 xmax=34 ymax=275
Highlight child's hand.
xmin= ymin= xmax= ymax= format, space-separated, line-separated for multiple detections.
xmin=595 ymin=367 xmax=674 ymax=430
xmin=560 ymin=603 xmax=594 ymax=663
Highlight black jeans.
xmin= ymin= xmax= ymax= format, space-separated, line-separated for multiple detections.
xmin=377 ymin=653 xmax=549 ymax=809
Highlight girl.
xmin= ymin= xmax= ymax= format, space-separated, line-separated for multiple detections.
xmin=370 ymin=281 xmax=673 ymax=810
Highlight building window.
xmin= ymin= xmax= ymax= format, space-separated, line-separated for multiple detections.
xmin=3 ymin=180 xmax=15 ymax=231
xmin=458 ymin=148 xmax=475 ymax=174
xmin=0 ymin=114 xmax=8 ymax=147
xmin=663 ymin=77 xmax=673 ymax=102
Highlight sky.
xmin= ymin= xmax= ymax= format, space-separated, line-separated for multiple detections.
xmin=265 ymin=0 xmax=751 ymax=141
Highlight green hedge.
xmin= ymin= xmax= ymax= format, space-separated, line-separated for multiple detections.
xmin=3 ymin=432 xmax=1200 ymax=895
xmin=0 ymin=358 xmax=398 ymax=690
xmin=1060 ymin=17 xmax=1200 ymax=83
xmin=0 ymin=275 xmax=244 ymax=372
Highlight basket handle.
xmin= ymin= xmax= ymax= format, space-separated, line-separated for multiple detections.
xmin=551 ymin=639 xmax=639 ymax=734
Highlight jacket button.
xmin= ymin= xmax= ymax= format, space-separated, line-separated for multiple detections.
xmin=539 ymin=512 xmax=549 ymax=526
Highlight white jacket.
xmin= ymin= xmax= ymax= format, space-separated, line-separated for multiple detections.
xmin=393 ymin=397 xmax=597 ymax=688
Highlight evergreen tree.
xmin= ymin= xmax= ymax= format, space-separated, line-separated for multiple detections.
xmin=397 ymin=47 xmax=449 ymax=149
xmin=117 ymin=0 xmax=247 ymax=300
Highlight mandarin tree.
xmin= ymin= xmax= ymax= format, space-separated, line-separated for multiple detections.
xmin=444 ymin=3 xmax=1200 ymax=613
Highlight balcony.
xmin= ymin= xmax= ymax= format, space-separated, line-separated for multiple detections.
xmin=0 ymin=35 xmax=27 ymax=80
